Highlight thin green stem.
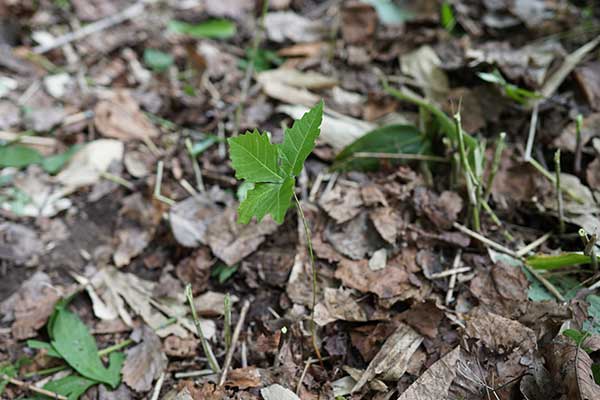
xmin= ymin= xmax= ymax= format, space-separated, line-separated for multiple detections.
xmin=528 ymin=158 xmax=584 ymax=203
xmin=293 ymin=192 xmax=323 ymax=366
xmin=574 ymin=114 xmax=583 ymax=175
xmin=185 ymin=284 xmax=221 ymax=373
xmin=454 ymin=114 xmax=480 ymax=231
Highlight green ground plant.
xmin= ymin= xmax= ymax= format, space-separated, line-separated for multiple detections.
xmin=228 ymin=100 xmax=324 ymax=361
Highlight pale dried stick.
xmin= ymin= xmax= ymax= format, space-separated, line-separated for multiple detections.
xmin=0 ymin=374 xmax=67 ymax=400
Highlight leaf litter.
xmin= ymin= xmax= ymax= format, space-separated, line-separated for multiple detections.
xmin=1 ymin=0 xmax=600 ymax=399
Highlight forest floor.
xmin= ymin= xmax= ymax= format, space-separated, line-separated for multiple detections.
xmin=1 ymin=0 xmax=600 ymax=399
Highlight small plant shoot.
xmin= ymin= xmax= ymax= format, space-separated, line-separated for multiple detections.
xmin=228 ymin=100 xmax=324 ymax=224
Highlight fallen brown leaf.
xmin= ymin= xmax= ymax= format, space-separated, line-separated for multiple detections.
xmin=122 ymin=325 xmax=168 ymax=392
xmin=397 ymin=346 xmax=461 ymax=400
xmin=352 ymin=322 xmax=423 ymax=392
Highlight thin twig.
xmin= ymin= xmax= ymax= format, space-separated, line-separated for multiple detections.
xmin=516 ymin=232 xmax=552 ymax=257
xmin=296 ymin=357 xmax=316 ymax=395
xmin=524 ymin=103 xmax=539 ymax=162
xmin=522 ymin=263 xmax=565 ymax=302
xmin=0 ymin=374 xmax=67 ymax=400
xmin=218 ymin=300 xmax=251 ymax=386
xmin=154 ymin=161 xmax=176 ymax=206
xmin=224 ymin=293 xmax=232 ymax=354
xmin=150 ymin=372 xmax=165 ymax=400
xmin=33 ymin=2 xmax=145 ymax=53
xmin=446 ymin=250 xmax=462 ymax=305
xmin=185 ymin=284 xmax=220 ymax=373
xmin=100 ymin=171 xmax=134 ymax=190
xmin=185 ymin=138 xmax=205 ymax=193
xmin=554 ymin=150 xmax=565 ymax=234
xmin=174 ymin=370 xmax=214 ymax=379
xmin=453 ymin=222 xmax=519 ymax=258
xmin=431 ymin=266 xmax=471 ymax=279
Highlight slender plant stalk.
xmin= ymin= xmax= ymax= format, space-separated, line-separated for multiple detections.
xmin=293 ymin=192 xmax=323 ymax=366
xmin=224 ymin=293 xmax=232 ymax=353
xmin=454 ymin=114 xmax=480 ymax=231
xmin=574 ymin=114 xmax=583 ymax=175
xmin=185 ymin=284 xmax=221 ymax=373
xmin=554 ymin=150 xmax=565 ymax=234
xmin=185 ymin=138 xmax=205 ymax=193
xmin=528 ymin=158 xmax=584 ymax=203
xmin=484 ymin=132 xmax=506 ymax=201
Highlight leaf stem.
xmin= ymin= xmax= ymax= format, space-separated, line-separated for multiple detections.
xmin=293 ymin=192 xmax=323 ymax=367
xmin=454 ymin=114 xmax=480 ymax=232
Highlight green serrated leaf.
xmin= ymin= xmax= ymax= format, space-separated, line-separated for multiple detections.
xmin=228 ymin=129 xmax=283 ymax=183
xmin=168 ymin=19 xmax=236 ymax=39
xmin=279 ymin=100 xmax=323 ymax=177
xmin=49 ymin=306 xmax=124 ymax=388
xmin=238 ymin=177 xmax=295 ymax=224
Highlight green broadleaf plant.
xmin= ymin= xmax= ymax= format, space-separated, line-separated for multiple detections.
xmin=228 ymin=100 xmax=323 ymax=224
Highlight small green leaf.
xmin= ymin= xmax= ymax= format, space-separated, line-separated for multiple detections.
xmin=42 ymin=375 xmax=98 ymax=400
xmin=211 ymin=263 xmax=238 ymax=284
xmin=441 ymin=2 xmax=456 ymax=32
xmin=333 ymin=124 xmax=429 ymax=171
xmin=279 ymin=100 xmax=323 ymax=177
xmin=143 ymin=49 xmax=174 ymax=72
xmin=41 ymin=144 xmax=82 ymax=175
xmin=228 ymin=129 xmax=283 ymax=183
xmin=0 ymin=145 xmax=43 ymax=168
xmin=168 ymin=19 xmax=236 ymax=39
xmin=526 ymin=253 xmax=591 ymax=270
xmin=49 ymin=305 xmax=124 ymax=388
xmin=238 ymin=177 xmax=295 ymax=224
